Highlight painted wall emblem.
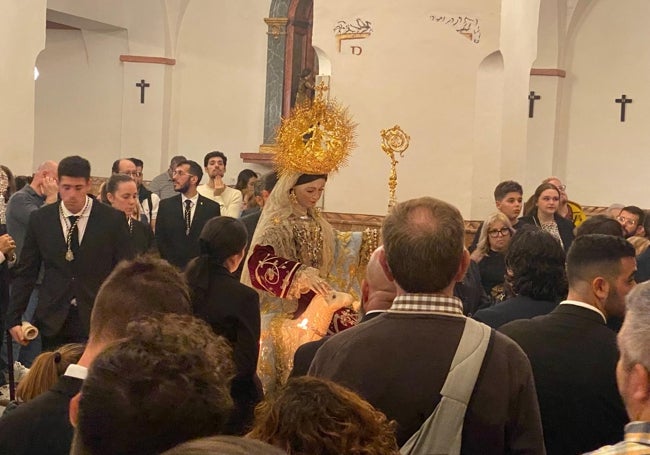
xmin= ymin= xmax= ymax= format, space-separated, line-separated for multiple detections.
xmin=334 ymin=18 xmax=373 ymax=53
xmin=430 ymin=14 xmax=481 ymax=44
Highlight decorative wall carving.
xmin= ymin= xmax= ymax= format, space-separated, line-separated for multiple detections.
xmin=334 ymin=18 xmax=373 ymax=52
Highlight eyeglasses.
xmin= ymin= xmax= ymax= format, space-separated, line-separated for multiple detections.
xmin=172 ymin=170 xmax=194 ymax=177
xmin=555 ymin=184 xmax=566 ymax=191
xmin=123 ymin=171 xmax=142 ymax=177
xmin=487 ymin=227 xmax=511 ymax=238
xmin=617 ymin=216 xmax=638 ymax=226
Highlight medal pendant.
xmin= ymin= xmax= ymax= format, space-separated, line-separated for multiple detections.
xmin=65 ymin=250 xmax=74 ymax=262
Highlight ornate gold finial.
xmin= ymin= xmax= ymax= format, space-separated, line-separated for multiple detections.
xmin=381 ymin=125 xmax=410 ymax=210
xmin=275 ymin=82 xmax=356 ymax=176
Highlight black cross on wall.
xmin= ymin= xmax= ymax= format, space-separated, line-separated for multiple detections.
xmin=136 ymin=79 xmax=150 ymax=104
xmin=528 ymin=91 xmax=541 ymax=118
xmin=615 ymin=94 xmax=632 ymax=122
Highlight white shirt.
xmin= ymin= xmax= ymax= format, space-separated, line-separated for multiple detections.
xmin=197 ymin=184 xmax=243 ymax=218
xmin=181 ymin=193 xmax=199 ymax=224
xmin=64 ymin=363 xmax=88 ymax=380
xmin=559 ymin=299 xmax=607 ymax=323
xmin=59 ymin=196 xmax=93 ymax=244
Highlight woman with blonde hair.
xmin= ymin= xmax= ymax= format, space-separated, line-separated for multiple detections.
xmin=2 ymin=343 xmax=84 ymax=416
xmin=248 ymin=376 xmax=398 ymax=455
xmin=470 ymin=212 xmax=515 ymax=304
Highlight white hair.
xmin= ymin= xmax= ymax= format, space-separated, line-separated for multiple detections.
xmin=618 ymin=281 xmax=650 ymax=370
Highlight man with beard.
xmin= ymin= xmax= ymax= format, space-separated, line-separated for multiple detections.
xmin=155 ymin=160 xmax=220 ymax=269
xmin=197 ymin=151 xmax=243 ymax=218
xmin=500 ymin=234 xmax=635 ymax=455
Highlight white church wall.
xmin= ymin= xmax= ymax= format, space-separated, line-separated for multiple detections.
xmin=0 ymin=1 xmax=46 ymax=175
xmin=34 ymin=29 xmax=128 ymax=175
xmin=563 ymin=0 xmax=650 ymax=208
xmin=171 ymin=0 xmax=268 ymax=186
xmin=313 ymin=0 xmax=539 ymax=219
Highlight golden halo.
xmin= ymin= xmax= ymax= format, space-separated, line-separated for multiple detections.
xmin=275 ymin=91 xmax=356 ymax=176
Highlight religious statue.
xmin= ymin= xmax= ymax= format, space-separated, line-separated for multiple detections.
xmin=241 ymin=87 xmax=378 ymax=392
xmin=294 ymin=68 xmax=315 ymax=107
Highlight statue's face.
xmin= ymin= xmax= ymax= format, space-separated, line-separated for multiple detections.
xmin=292 ymin=178 xmax=326 ymax=209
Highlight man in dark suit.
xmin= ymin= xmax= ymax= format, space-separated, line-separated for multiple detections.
xmin=156 ymin=160 xmax=220 ymax=269
xmin=8 ymin=156 xmax=134 ymax=350
xmin=291 ymin=246 xmax=395 ymax=377
xmin=500 ymin=234 xmax=635 ymax=455
xmin=309 ymin=197 xmax=545 ymax=452
xmin=0 ymin=256 xmax=193 ymax=455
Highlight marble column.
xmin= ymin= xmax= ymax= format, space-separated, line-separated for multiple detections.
xmin=261 ymin=17 xmax=289 ymax=150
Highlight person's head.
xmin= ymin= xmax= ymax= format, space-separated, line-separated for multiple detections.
xmin=475 ymin=212 xmax=515 ymax=256
xmin=16 ymin=343 xmax=85 ymax=403
xmin=167 ymin=155 xmax=187 ymax=177
xmin=89 ymin=256 xmax=192 ymax=346
xmin=618 ymin=206 xmax=645 ymax=238
xmin=248 ymin=376 xmax=398 ymax=455
xmin=58 ymin=156 xmax=92 ymax=213
xmin=161 ymin=436 xmax=286 ymax=455
xmin=0 ymin=165 xmax=16 ymax=203
xmin=235 ymin=169 xmax=259 ymax=193
xmin=203 ymin=151 xmax=227 ymax=180
xmin=361 ymin=246 xmax=397 ymax=314
xmin=576 ymin=214 xmax=625 ymax=238
xmin=543 ymin=176 xmax=568 ymax=204
xmin=253 ymin=172 xmax=278 ymax=207
xmin=493 ymin=180 xmax=523 ymax=222
xmin=566 ymin=234 xmax=637 ymax=319
xmin=381 ymin=197 xmax=468 ymax=294
xmin=173 ymin=160 xmax=203 ymax=194
xmin=105 ymin=174 xmax=138 ymax=218
xmin=616 ymin=281 xmax=650 ymax=421
xmin=31 ymin=160 xmax=58 ymax=189
xmin=111 ymin=159 xmax=137 ymax=177
xmin=72 ymin=314 xmax=235 ymax=455
xmin=505 ymin=226 xmax=567 ymax=302
xmin=198 ymin=216 xmax=248 ymax=272
xmin=290 ymin=174 xmax=327 ymax=211
xmin=129 ymin=158 xmax=144 ymax=187
xmin=526 ymin=182 xmax=561 ymax=218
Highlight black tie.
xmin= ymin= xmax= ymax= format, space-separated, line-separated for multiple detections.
xmin=68 ymin=215 xmax=80 ymax=254
xmin=184 ymin=200 xmax=192 ymax=235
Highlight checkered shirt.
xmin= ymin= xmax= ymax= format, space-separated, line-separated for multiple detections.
xmin=387 ymin=293 xmax=464 ymax=316
xmin=586 ymin=421 xmax=650 ymax=454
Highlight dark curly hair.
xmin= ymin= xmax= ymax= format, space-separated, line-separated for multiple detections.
xmin=505 ymin=226 xmax=568 ymax=302
xmin=77 ymin=314 xmax=235 ymax=455
xmin=248 ymin=376 xmax=399 ymax=455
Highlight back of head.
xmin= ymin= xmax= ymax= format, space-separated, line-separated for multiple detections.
xmin=248 ymin=376 xmax=397 ymax=455
xmin=566 ymin=234 xmax=635 ymax=287
xmin=618 ymin=281 xmax=650 ymax=370
xmin=16 ymin=343 xmax=85 ymax=402
xmin=505 ymin=226 xmax=567 ymax=302
xmin=58 ymin=155 xmax=91 ymax=180
xmin=77 ymin=314 xmax=235 ymax=455
xmin=130 ymin=157 xmax=144 ymax=168
xmin=177 ymin=160 xmax=203 ymax=185
xmin=493 ymin=180 xmax=522 ymax=201
xmin=89 ymin=256 xmax=192 ymax=344
xmin=576 ymin=215 xmax=625 ymax=237
xmin=383 ymin=197 xmax=464 ymax=293
xmin=261 ymin=171 xmax=279 ymax=194
xmin=161 ymin=436 xmax=286 ymax=455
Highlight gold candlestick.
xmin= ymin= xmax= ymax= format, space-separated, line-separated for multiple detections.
xmin=381 ymin=125 xmax=410 ymax=210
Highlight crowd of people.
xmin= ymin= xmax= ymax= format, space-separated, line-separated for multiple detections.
xmin=0 ymin=150 xmax=649 ymax=455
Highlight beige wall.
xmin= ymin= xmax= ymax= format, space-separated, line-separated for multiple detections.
xmin=313 ymin=0 xmax=539 ymax=218
xmin=561 ymin=0 xmax=650 ymax=208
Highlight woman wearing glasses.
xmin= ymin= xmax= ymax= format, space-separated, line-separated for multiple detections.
xmin=519 ymin=182 xmax=574 ymax=252
xmin=471 ymin=212 xmax=515 ymax=304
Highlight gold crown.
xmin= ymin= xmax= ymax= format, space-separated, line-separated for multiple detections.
xmin=275 ymin=83 xmax=356 ymax=176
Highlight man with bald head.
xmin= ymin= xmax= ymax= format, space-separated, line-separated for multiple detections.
xmin=5 ymin=160 xmax=59 ymax=365
xmin=290 ymin=246 xmax=396 ymax=377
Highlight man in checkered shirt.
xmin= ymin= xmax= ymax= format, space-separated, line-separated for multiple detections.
xmin=309 ymin=196 xmax=545 ymax=453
